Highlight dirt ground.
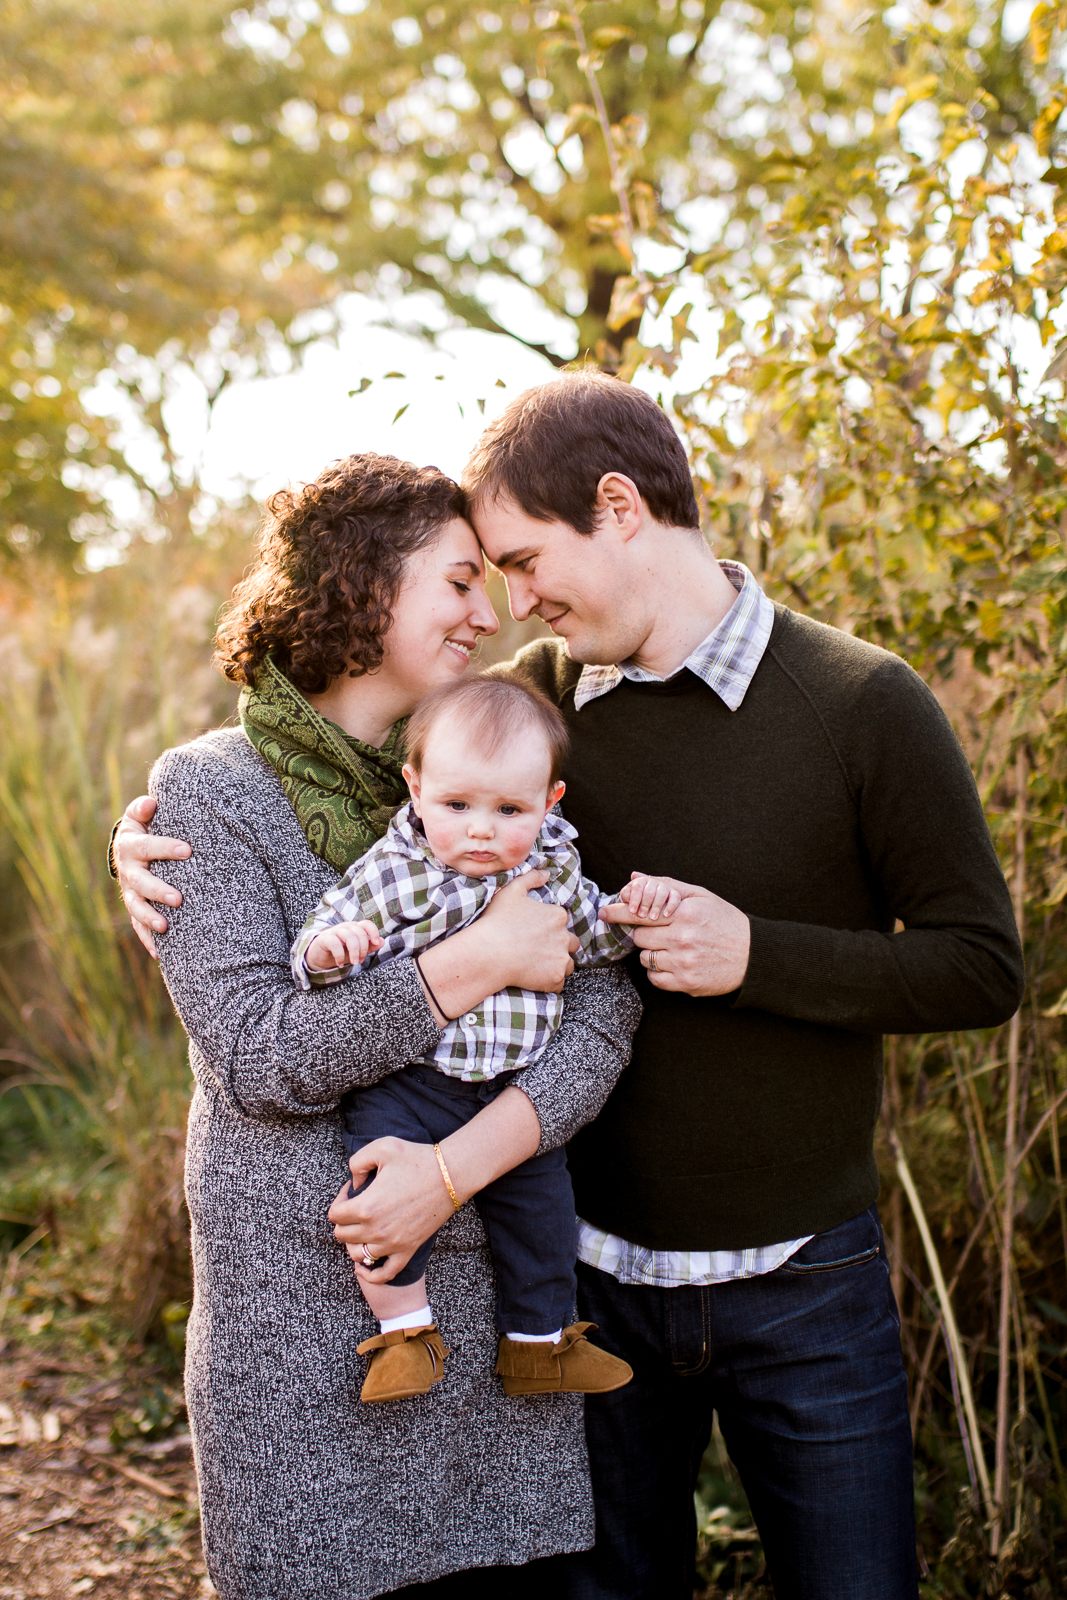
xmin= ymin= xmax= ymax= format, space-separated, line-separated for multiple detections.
xmin=0 ymin=1342 xmax=209 ymax=1600
xmin=0 ymin=1333 xmax=765 ymax=1600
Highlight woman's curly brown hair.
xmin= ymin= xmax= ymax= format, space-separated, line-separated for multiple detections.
xmin=214 ymin=454 xmax=468 ymax=694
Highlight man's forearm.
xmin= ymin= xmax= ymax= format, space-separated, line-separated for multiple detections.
xmin=736 ymin=916 xmax=1024 ymax=1034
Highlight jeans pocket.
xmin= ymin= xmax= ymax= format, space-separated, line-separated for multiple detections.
xmin=779 ymin=1207 xmax=881 ymax=1274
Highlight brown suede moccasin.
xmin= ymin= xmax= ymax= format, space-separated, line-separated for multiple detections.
xmin=495 ymin=1322 xmax=633 ymax=1396
xmin=356 ymin=1325 xmax=450 ymax=1403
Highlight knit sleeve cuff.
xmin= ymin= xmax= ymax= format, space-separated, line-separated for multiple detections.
xmin=733 ymin=914 xmax=837 ymax=1017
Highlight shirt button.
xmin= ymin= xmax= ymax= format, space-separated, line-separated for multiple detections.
xmin=465 ymin=1012 xmax=479 ymax=1026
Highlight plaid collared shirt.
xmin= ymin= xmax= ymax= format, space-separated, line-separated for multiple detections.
xmin=572 ymin=559 xmax=812 ymax=1286
xmin=291 ymin=802 xmax=632 ymax=1083
xmin=573 ymin=559 xmax=774 ymax=712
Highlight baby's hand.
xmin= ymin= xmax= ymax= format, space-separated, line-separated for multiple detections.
xmin=305 ymin=919 xmax=382 ymax=972
xmin=617 ymin=873 xmax=684 ymax=923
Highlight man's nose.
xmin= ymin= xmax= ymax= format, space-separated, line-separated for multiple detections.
xmin=503 ymin=575 xmax=536 ymax=622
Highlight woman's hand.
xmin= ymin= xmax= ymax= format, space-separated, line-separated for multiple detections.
xmin=327 ymin=1083 xmax=542 ymax=1280
xmin=329 ymin=1138 xmax=454 ymax=1283
xmin=112 ymin=795 xmax=192 ymax=958
xmin=414 ymin=870 xmax=578 ymax=1024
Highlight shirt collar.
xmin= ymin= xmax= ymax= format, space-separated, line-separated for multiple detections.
xmin=573 ymin=561 xmax=774 ymax=713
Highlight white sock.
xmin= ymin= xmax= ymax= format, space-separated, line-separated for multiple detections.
xmin=379 ymin=1306 xmax=433 ymax=1334
xmin=506 ymin=1329 xmax=562 ymax=1344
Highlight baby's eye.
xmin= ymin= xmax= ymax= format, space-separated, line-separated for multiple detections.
xmin=498 ymin=805 xmax=520 ymax=816
xmin=446 ymin=801 xmax=468 ymax=812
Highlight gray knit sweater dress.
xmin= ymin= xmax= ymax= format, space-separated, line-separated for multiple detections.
xmin=148 ymin=728 xmax=642 ymax=1600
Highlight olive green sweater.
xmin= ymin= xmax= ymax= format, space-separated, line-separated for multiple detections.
xmin=507 ymin=606 xmax=1025 ymax=1250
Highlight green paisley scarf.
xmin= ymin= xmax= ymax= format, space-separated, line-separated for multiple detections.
xmin=239 ymin=655 xmax=409 ymax=870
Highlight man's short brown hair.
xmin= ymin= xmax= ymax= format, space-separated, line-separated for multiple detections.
xmin=404 ymin=675 xmax=569 ymax=787
xmin=462 ymin=369 xmax=699 ymax=535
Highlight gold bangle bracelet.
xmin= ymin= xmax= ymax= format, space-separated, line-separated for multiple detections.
xmin=433 ymin=1143 xmax=461 ymax=1212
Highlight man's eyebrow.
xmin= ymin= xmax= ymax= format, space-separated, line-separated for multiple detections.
xmin=493 ymin=547 xmax=535 ymax=569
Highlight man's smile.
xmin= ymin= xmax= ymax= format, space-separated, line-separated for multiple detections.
xmin=537 ymin=606 xmax=570 ymax=631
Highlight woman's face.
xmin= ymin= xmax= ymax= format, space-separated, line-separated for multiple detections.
xmin=380 ymin=517 xmax=499 ymax=703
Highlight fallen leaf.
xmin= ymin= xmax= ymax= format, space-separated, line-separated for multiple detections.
xmin=42 ymin=1411 xmax=61 ymax=1442
xmin=23 ymin=1504 xmax=76 ymax=1533
xmin=18 ymin=1412 xmax=41 ymax=1446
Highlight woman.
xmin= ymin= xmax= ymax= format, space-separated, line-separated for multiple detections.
xmin=120 ymin=455 xmax=640 ymax=1598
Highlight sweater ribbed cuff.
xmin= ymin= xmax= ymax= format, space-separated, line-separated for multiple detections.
xmin=734 ymin=914 xmax=836 ymax=1018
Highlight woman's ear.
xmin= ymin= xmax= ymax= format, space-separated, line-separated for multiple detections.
xmin=403 ymin=763 xmax=423 ymax=813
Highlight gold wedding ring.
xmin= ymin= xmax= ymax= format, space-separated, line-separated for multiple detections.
xmin=648 ymin=950 xmax=660 ymax=972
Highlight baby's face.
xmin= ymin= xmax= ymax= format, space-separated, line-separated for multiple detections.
xmin=404 ymin=716 xmax=564 ymax=877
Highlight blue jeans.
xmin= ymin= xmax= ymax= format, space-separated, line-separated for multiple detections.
xmin=342 ymin=1064 xmax=577 ymax=1336
xmin=564 ymin=1207 xmax=918 ymax=1600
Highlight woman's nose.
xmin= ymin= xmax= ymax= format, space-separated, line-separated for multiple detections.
xmin=470 ymin=587 xmax=499 ymax=636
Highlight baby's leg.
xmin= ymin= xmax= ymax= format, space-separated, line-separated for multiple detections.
xmin=340 ymin=1072 xmax=443 ymax=1346
xmin=358 ymin=1271 xmax=432 ymax=1333
xmin=472 ymin=1143 xmax=577 ymax=1341
xmin=474 ymin=1146 xmax=633 ymax=1395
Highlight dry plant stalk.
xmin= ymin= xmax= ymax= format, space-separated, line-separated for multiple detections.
xmin=569 ymin=9 xmax=636 ymax=255
xmin=890 ymin=1131 xmax=995 ymax=1524
xmin=993 ymin=745 xmax=1027 ymax=1551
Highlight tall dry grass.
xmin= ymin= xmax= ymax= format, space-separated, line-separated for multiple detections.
xmin=0 ymin=541 xmax=246 ymax=1335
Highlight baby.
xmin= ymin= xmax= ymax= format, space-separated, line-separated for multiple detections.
xmin=291 ymin=675 xmax=680 ymax=1405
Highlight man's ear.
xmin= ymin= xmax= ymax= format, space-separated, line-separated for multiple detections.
xmin=596 ymin=473 xmax=643 ymax=541
xmin=403 ymin=763 xmax=423 ymax=813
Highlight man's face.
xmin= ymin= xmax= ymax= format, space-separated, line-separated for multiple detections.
xmin=471 ymin=494 xmax=645 ymax=665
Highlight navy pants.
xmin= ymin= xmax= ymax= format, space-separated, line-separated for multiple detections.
xmin=562 ymin=1207 xmax=918 ymax=1600
xmin=342 ymin=1065 xmax=577 ymax=1337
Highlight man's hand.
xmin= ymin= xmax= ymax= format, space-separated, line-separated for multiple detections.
xmin=305 ymin=920 xmax=383 ymax=972
xmin=113 ymin=795 xmax=192 ymax=960
xmin=603 ymin=879 xmax=751 ymax=996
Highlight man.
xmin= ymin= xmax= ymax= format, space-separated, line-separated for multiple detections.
xmin=116 ymin=372 xmax=1023 ymax=1598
